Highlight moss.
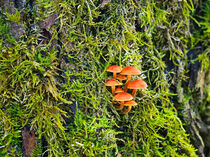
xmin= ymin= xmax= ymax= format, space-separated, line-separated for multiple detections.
xmin=0 ymin=0 xmax=201 ymax=156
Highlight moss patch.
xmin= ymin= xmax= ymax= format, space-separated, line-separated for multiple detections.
xmin=0 ymin=0 xmax=203 ymax=156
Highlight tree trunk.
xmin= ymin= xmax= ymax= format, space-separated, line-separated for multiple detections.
xmin=0 ymin=0 xmax=209 ymax=156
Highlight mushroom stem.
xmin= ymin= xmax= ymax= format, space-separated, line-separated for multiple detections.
xmin=127 ymin=75 xmax=132 ymax=82
xmin=113 ymin=72 xmax=117 ymax=79
xmin=132 ymin=89 xmax=137 ymax=96
xmin=111 ymin=86 xmax=116 ymax=95
xmin=115 ymin=101 xmax=124 ymax=110
xmin=122 ymin=106 xmax=132 ymax=114
xmin=124 ymin=75 xmax=131 ymax=92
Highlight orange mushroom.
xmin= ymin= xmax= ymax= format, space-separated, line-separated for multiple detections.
xmin=115 ymin=87 xmax=124 ymax=94
xmin=120 ymin=66 xmax=141 ymax=91
xmin=105 ymin=79 xmax=121 ymax=95
xmin=114 ymin=92 xmax=133 ymax=110
xmin=116 ymin=74 xmax=127 ymax=83
xmin=106 ymin=65 xmax=122 ymax=79
xmin=112 ymin=88 xmax=124 ymax=108
xmin=122 ymin=100 xmax=137 ymax=114
xmin=127 ymin=79 xmax=147 ymax=96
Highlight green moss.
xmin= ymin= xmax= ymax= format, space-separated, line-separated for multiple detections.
xmin=0 ymin=0 xmax=200 ymax=156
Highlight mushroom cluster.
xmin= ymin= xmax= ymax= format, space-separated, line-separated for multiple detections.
xmin=105 ymin=65 xmax=147 ymax=114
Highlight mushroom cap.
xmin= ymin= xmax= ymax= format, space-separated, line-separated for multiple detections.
xmin=124 ymin=100 xmax=138 ymax=106
xmin=105 ymin=79 xmax=121 ymax=86
xmin=114 ymin=92 xmax=133 ymax=101
xmin=106 ymin=65 xmax=122 ymax=73
xmin=115 ymin=87 xmax=124 ymax=93
xmin=120 ymin=66 xmax=141 ymax=75
xmin=127 ymin=79 xmax=147 ymax=89
xmin=116 ymin=75 xmax=127 ymax=81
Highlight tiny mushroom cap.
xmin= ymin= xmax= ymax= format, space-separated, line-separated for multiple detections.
xmin=106 ymin=65 xmax=122 ymax=79
xmin=120 ymin=66 xmax=141 ymax=91
xmin=124 ymin=100 xmax=138 ymax=106
xmin=105 ymin=79 xmax=121 ymax=86
xmin=114 ymin=92 xmax=133 ymax=102
xmin=120 ymin=66 xmax=141 ymax=77
xmin=122 ymin=100 xmax=138 ymax=114
xmin=105 ymin=79 xmax=121 ymax=95
xmin=127 ymin=79 xmax=147 ymax=96
xmin=127 ymin=79 xmax=147 ymax=89
xmin=114 ymin=92 xmax=133 ymax=110
xmin=116 ymin=75 xmax=127 ymax=82
xmin=115 ymin=87 xmax=124 ymax=94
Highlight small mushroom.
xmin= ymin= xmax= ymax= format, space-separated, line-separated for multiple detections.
xmin=115 ymin=87 xmax=124 ymax=94
xmin=105 ymin=79 xmax=121 ymax=95
xmin=106 ymin=65 xmax=122 ymax=79
xmin=114 ymin=92 xmax=133 ymax=110
xmin=112 ymin=88 xmax=124 ymax=108
xmin=120 ymin=66 xmax=141 ymax=91
xmin=122 ymin=100 xmax=137 ymax=114
xmin=116 ymin=74 xmax=127 ymax=83
xmin=127 ymin=79 xmax=147 ymax=96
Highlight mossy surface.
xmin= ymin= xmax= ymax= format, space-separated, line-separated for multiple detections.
xmin=1 ymin=0 xmax=208 ymax=156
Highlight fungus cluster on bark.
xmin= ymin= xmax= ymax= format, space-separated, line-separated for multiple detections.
xmin=105 ymin=65 xmax=147 ymax=114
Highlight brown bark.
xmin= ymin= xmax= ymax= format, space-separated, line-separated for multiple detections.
xmin=22 ymin=126 xmax=37 ymax=157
